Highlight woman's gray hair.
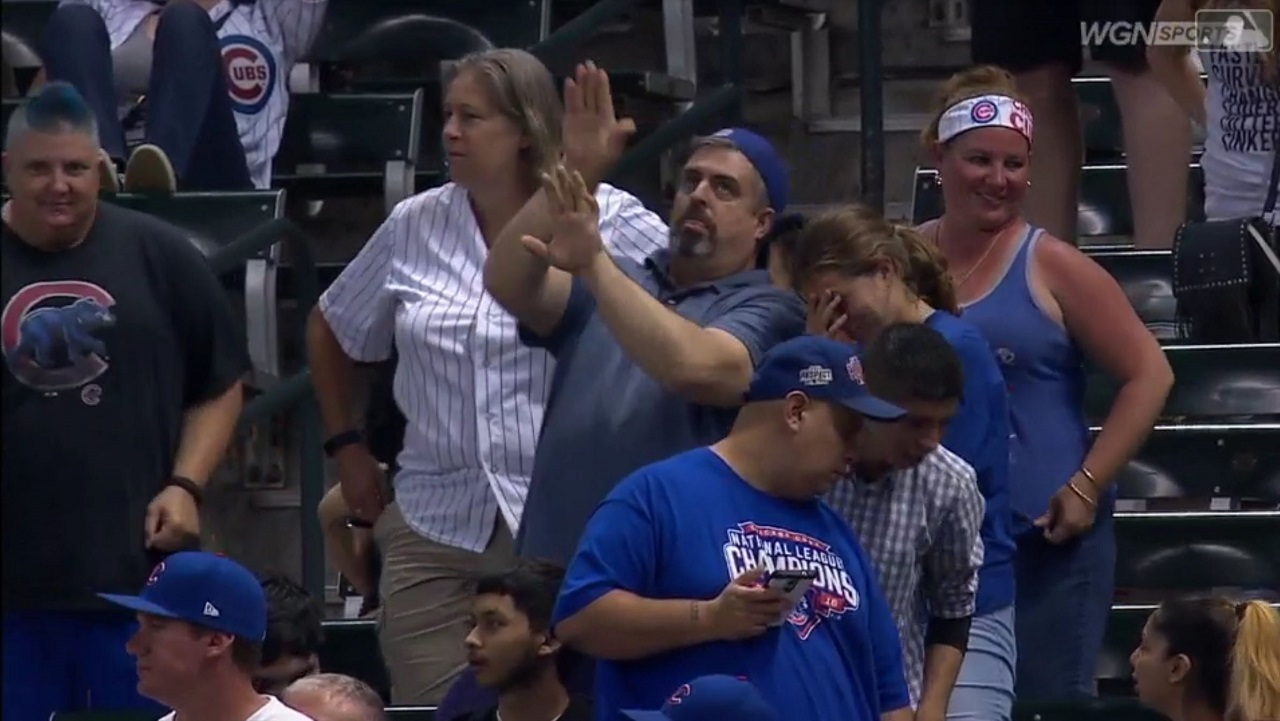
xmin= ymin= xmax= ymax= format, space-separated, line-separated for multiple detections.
xmin=445 ymin=48 xmax=563 ymax=183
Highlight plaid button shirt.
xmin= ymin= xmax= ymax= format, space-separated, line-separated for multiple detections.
xmin=825 ymin=445 xmax=985 ymax=706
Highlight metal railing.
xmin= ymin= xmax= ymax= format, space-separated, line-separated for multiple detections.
xmin=859 ymin=0 xmax=885 ymax=211
xmin=210 ymin=218 xmax=327 ymax=599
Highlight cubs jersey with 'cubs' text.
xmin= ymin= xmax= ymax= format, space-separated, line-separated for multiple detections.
xmin=65 ymin=0 xmax=327 ymax=188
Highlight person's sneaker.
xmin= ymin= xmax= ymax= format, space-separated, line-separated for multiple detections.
xmin=124 ymin=144 xmax=176 ymax=193
xmin=97 ymin=150 xmax=121 ymax=194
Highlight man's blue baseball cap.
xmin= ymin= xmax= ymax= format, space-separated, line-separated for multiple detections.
xmin=745 ymin=336 xmax=907 ymax=422
xmin=99 ymin=551 xmax=267 ymax=642
xmin=698 ymin=128 xmax=789 ymax=213
xmin=620 ymin=675 xmax=779 ymax=721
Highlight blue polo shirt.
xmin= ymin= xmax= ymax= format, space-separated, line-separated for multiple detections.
xmin=554 ymin=448 xmax=912 ymax=721
xmin=516 ymin=250 xmax=805 ymax=565
xmin=925 ymin=311 xmax=1015 ymax=615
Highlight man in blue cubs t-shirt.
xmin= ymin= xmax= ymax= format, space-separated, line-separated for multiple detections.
xmin=553 ymin=336 xmax=916 ymax=721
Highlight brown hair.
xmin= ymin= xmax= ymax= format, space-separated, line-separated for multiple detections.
xmin=921 ymin=65 xmax=1026 ymax=149
xmin=447 ymin=48 xmax=563 ymax=184
xmin=1195 ymin=0 xmax=1280 ymax=81
xmin=789 ymin=205 xmax=959 ymax=314
xmin=1152 ymin=598 xmax=1280 ymax=721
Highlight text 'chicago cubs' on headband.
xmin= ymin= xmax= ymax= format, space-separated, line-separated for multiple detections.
xmin=937 ymin=95 xmax=1034 ymax=145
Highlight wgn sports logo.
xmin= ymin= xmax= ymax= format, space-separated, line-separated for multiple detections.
xmin=220 ymin=35 xmax=277 ymax=114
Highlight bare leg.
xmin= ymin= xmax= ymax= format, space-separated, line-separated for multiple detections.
xmin=1014 ymin=63 xmax=1082 ymax=243
xmin=1107 ymin=65 xmax=1191 ymax=249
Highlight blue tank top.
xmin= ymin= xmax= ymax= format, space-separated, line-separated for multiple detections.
xmin=959 ymin=227 xmax=1098 ymax=535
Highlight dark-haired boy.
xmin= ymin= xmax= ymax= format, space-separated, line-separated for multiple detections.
xmin=456 ymin=561 xmax=591 ymax=721
xmin=825 ymin=323 xmax=991 ymax=720
xmin=255 ymin=574 xmax=326 ymax=695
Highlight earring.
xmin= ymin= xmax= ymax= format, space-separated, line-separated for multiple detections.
xmin=1026 ymin=180 xmax=1032 ymax=187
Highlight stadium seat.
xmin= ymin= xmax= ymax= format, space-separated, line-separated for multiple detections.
xmin=1107 ymin=422 xmax=1280 ymax=501
xmin=1114 ymin=510 xmax=1280 ymax=591
xmin=1087 ymin=249 xmax=1176 ymax=339
xmin=0 ymin=0 xmax=55 ymax=71
xmin=107 ymin=191 xmax=288 ymax=386
xmin=319 ymin=619 xmax=391 ymax=704
xmin=910 ymin=164 xmax=1207 ymax=239
xmin=1013 ymin=698 xmax=1167 ymax=721
xmin=274 ymin=91 xmax=427 ymax=213
xmin=386 ymin=708 xmax=438 ymax=721
xmin=1086 ymin=343 xmax=1280 ymax=422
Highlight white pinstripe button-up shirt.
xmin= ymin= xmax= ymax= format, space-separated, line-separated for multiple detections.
xmin=825 ymin=445 xmax=985 ymax=706
xmin=318 ymin=182 xmax=665 ymax=552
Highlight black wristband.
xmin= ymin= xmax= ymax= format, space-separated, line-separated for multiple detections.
xmin=324 ymin=429 xmax=365 ymax=458
xmin=166 ymin=476 xmax=204 ymax=507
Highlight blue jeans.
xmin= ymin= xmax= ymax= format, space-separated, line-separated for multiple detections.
xmin=1013 ymin=509 xmax=1116 ymax=699
xmin=39 ymin=1 xmax=252 ymax=190
xmin=2 ymin=610 xmax=167 ymax=720
xmin=947 ymin=604 xmax=1016 ymax=721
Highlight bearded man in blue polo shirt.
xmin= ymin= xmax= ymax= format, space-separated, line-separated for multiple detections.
xmin=484 ymin=63 xmax=806 ymax=569
xmin=552 ymin=336 xmax=915 ymax=721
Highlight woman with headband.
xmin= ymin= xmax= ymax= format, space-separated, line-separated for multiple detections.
xmin=918 ymin=66 xmax=1174 ymax=703
xmin=1131 ymin=598 xmax=1280 ymax=721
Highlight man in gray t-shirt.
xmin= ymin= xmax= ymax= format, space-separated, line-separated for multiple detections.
xmin=485 ymin=66 xmax=804 ymax=565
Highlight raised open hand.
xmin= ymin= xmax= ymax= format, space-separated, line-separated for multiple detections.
xmin=520 ymin=164 xmax=604 ymax=274
xmin=562 ymin=61 xmax=637 ymax=183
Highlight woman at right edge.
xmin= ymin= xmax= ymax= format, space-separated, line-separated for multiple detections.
xmin=918 ymin=66 xmax=1175 ymax=701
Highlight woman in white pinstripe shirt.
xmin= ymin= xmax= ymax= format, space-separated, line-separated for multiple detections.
xmin=304 ymin=48 xmax=663 ymax=705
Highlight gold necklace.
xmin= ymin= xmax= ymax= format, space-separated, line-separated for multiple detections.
xmin=939 ymin=219 xmax=1004 ymax=287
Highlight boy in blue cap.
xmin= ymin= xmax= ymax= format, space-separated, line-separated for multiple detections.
xmin=99 ymin=552 xmax=312 ymax=721
xmin=621 ymin=675 xmax=777 ymax=720
xmin=552 ymin=336 xmax=915 ymax=721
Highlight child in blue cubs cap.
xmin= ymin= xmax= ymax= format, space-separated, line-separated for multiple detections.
xmin=99 ymin=552 xmax=311 ymax=721
xmin=621 ymin=675 xmax=778 ymax=721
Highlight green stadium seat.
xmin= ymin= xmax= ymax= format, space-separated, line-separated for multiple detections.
xmin=1013 ymin=697 xmax=1167 ymax=721
xmin=1085 ymin=343 xmax=1280 ymax=423
xmin=319 ymin=619 xmax=390 ymax=704
xmin=274 ymin=91 xmax=426 ymax=213
xmin=107 ymin=191 xmax=287 ymax=386
xmin=1106 ymin=423 xmax=1280 ymax=501
xmin=910 ymin=164 xmax=1207 ymax=239
xmin=0 ymin=0 xmax=56 ymax=70
xmin=386 ymin=707 xmax=438 ymax=721
xmin=1114 ymin=510 xmax=1280 ymax=591
xmin=1087 ymin=249 xmax=1176 ymax=339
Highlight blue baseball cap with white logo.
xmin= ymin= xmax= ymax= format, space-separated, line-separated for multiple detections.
xmin=99 ymin=551 xmax=267 ymax=642
xmin=621 ymin=675 xmax=779 ymax=721
xmin=700 ymin=128 xmax=789 ymax=213
xmin=745 ymin=336 xmax=906 ymax=421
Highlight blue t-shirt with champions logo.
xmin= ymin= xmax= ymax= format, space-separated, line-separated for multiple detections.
xmin=553 ymin=448 xmax=911 ymax=721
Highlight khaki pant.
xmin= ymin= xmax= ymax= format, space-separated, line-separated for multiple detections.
xmin=373 ymin=502 xmax=514 ymax=704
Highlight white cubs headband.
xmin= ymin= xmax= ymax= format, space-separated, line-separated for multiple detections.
xmin=937 ymin=95 xmax=1033 ymax=145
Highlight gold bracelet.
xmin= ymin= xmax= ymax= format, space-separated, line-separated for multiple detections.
xmin=1067 ymin=480 xmax=1097 ymax=509
xmin=1079 ymin=465 xmax=1101 ymax=489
